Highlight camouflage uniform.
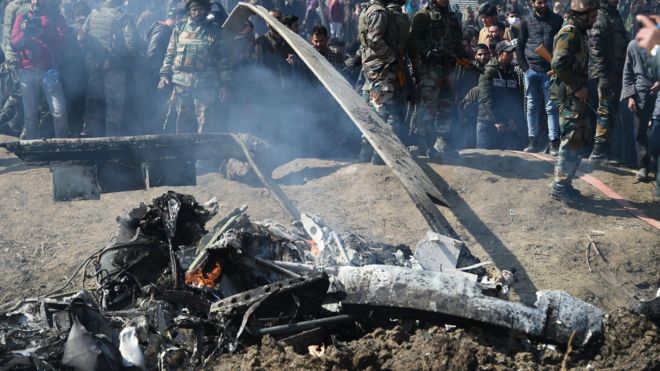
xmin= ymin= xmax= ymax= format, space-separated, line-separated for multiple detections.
xmin=160 ymin=17 xmax=230 ymax=133
xmin=79 ymin=0 xmax=140 ymax=137
xmin=357 ymin=0 xmax=402 ymax=162
xmin=409 ymin=1 xmax=463 ymax=156
xmin=387 ymin=1 xmax=411 ymax=142
xmin=358 ymin=0 xmax=400 ymax=126
xmin=588 ymin=0 xmax=628 ymax=158
xmin=550 ymin=16 xmax=592 ymax=192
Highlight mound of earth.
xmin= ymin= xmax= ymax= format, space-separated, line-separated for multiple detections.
xmin=0 ymin=137 xmax=658 ymax=368
xmin=213 ymin=309 xmax=658 ymax=371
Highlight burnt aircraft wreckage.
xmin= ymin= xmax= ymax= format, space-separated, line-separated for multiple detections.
xmin=0 ymin=3 xmax=607 ymax=370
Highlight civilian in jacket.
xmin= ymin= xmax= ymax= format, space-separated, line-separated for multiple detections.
xmin=621 ymin=39 xmax=659 ymax=181
xmin=477 ymin=41 xmax=525 ymax=149
xmin=11 ymin=0 xmax=68 ymax=139
xmin=516 ymin=0 xmax=563 ymax=154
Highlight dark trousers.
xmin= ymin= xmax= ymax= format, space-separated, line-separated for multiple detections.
xmin=476 ymin=121 xmax=496 ymax=149
xmin=633 ymin=95 xmax=656 ymax=169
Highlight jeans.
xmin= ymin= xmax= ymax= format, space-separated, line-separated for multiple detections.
xmin=330 ymin=22 xmax=343 ymax=39
xmin=524 ymin=68 xmax=559 ymax=140
xmin=19 ymin=69 xmax=68 ymax=139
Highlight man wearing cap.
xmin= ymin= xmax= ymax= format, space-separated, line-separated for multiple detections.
xmin=588 ymin=0 xmax=629 ymax=163
xmin=158 ymin=0 xmax=231 ymax=133
xmin=78 ymin=0 xmax=140 ymax=137
xmin=476 ymin=40 xmax=524 ymax=149
xmin=548 ymin=0 xmax=600 ymax=201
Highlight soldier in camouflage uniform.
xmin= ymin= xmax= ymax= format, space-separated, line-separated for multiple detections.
xmin=409 ymin=0 xmax=464 ymax=158
xmin=357 ymin=0 xmax=403 ymax=164
xmin=587 ymin=0 xmax=628 ymax=163
xmin=548 ymin=0 xmax=599 ymax=201
xmin=387 ymin=0 xmax=411 ymax=143
xmin=78 ymin=0 xmax=140 ymax=136
xmin=158 ymin=0 xmax=231 ymax=134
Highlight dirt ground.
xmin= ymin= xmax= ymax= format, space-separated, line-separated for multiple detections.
xmin=0 ymin=134 xmax=658 ymax=369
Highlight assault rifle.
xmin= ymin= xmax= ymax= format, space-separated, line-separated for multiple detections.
xmin=427 ymin=44 xmax=485 ymax=74
xmin=534 ymin=44 xmax=555 ymax=77
xmin=534 ymin=44 xmax=597 ymax=113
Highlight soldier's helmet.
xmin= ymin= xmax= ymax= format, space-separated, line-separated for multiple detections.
xmin=570 ymin=0 xmax=599 ymax=13
xmin=186 ymin=0 xmax=211 ymax=11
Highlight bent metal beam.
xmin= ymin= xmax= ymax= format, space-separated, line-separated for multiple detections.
xmin=223 ymin=2 xmax=456 ymax=236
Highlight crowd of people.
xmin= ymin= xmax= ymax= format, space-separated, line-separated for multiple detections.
xmin=0 ymin=0 xmax=659 ymax=199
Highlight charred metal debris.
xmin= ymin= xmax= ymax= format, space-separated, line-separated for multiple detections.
xmin=0 ymin=192 xmax=605 ymax=370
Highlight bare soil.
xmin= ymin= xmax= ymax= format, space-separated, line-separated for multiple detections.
xmin=0 ymin=135 xmax=658 ymax=369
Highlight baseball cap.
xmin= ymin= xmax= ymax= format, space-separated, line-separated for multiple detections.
xmin=495 ymin=40 xmax=515 ymax=54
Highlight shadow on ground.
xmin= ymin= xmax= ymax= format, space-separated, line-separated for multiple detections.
xmin=442 ymin=151 xmax=552 ymax=180
xmin=417 ymin=158 xmax=540 ymax=305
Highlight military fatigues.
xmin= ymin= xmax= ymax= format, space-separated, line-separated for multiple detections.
xmin=550 ymin=17 xmax=591 ymax=187
xmin=387 ymin=2 xmax=412 ymax=142
xmin=160 ymin=18 xmax=230 ymax=133
xmin=79 ymin=1 xmax=140 ymax=137
xmin=357 ymin=0 xmax=403 ymax=162
xmin=588 ymin=0 xmax=628 ymax=153
xmin=358 ymin=0 xmax=401 ymax=126
xmin=409 ymin=2 xmax=463 ymax=155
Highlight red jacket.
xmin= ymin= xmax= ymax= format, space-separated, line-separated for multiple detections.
xmin=11 ymin=9 xmax=67 ymax=70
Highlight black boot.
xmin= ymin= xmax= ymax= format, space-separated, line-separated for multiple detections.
xmin=589 ymin=141 xmax=619 ymax=165
xmin=549 ymin=181 xmax=579 ymax=201
xmin=524 ymin=136 xmax=542 ymax=153
xmin=549 ymin=139 xmax=560 ymax=156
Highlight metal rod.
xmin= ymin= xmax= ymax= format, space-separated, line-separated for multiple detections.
xmin=255 ymin=314 xmax=354 ymax=336
xmin=254 ymin=258 xmax=302 ymax=278
xmin=232 ymin=134 xmax=301 ymax=221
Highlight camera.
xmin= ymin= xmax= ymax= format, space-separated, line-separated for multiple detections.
xmin=22 ymin=14 xmax=42 ymax=35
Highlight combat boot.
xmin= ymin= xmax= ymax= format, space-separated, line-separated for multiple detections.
xmin=549 ymin=139 xmax=560 ymax=156
xmin=524 ymin=136 xmax=543 ymax=153
xmin=636 ymin=167 xmax=648 ymax=182
xmin=589 ymin=141 xmax=619 ymax=165
xmin=549 ymin=181 xmax=580 ymax=201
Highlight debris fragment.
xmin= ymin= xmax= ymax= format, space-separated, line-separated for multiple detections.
xmin=0 ymin=192 xmax=607 ymax=369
